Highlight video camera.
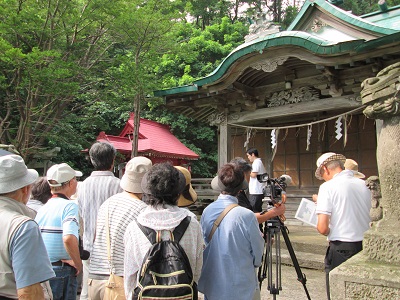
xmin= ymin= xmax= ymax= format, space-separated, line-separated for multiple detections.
xmin=256 ymin=173 xmax=291 ymax=205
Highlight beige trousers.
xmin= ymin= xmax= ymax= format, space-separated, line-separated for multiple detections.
xmin=41 ymin=281 xmax=53 ymax=300
xmin=88 ymin=278 xmax=107 ymax=300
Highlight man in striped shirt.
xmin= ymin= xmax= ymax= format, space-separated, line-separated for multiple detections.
xmin=77 ymin=142 xmax=122 ymax=299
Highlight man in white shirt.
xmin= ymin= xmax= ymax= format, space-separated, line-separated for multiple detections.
xmin=314 ymin=152 xmax=371 ymax=300
xmin=77 ymin=142 xmax=122 ymax=299
xmin=246 ymin=148 xmax=266 ymax=213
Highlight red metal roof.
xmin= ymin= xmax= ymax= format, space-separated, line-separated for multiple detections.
xmin=97 ymin=113 xmax=199 ymax=160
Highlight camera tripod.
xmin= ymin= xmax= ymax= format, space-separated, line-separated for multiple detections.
xmin=258 ymin=217 xmax=311 ymax=300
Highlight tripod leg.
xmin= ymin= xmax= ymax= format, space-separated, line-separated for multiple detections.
xmin=280 ymin=223 xmax=312 ymax=300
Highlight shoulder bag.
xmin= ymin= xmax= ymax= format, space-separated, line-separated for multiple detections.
xmin=104 ymin=205 xmax=126 ymax=300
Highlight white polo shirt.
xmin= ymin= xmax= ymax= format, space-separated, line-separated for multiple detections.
xmin=316 ymin=170 xmax=371 ymax=242
xmin=248 ymin=158 xmax=266 ymax=195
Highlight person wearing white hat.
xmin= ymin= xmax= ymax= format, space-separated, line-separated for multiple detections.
xmin=314 ymin=152 xmax=371 ymax=300
xmin=0 ymin=155 xmax=55 ymax=299
xmin=35 ymin=163 xmax=83 ymax=300
xmin=88 ymin=156 xmax=152 ymax=299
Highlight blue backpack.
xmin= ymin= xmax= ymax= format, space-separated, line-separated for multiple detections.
xmin=133 ymin=216 xmax=198 ymax=300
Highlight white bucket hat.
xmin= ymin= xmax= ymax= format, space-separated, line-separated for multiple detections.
xmin=120 ymin=156 xmax=152 ymax=193
xmin=47 ymin=163 xmax=82 ymax=187
xmin=344 ymin=159 xmax=365 ymax=179
xmin=315 ymin=152 xmax=346 ymax=180
xmin=0 ymin=155 xmax=38 ymax=193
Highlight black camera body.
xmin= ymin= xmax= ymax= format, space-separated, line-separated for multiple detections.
xmin=256 ymin=173 xmax=290 ymax=204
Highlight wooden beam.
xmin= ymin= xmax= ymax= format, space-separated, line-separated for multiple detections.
xmin=230 ymin=96 xmax=362 ymax=124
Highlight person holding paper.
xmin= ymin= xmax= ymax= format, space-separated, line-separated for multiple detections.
xmin=314 ymin=153 xmax=371 ymax=300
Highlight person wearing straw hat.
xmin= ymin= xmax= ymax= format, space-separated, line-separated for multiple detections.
xmin=198 ymin=163 xmax=264 ymax=300
xmin=344 ymin=159 xmax=366 ymax=179
xmin=314 ymin=152 xmax=371 ymax=300
xmin=123 ymin=162 xmax=204 ymax=299
xmin=0 ymin=155 xmax=55 ymax=299
xmin=87 ymin=156 xmax=152 ymax=299
xmin=174 ymin=166 xmax=198 ymax=219
xmin=35 ymin=163 xmax=83 ymax=300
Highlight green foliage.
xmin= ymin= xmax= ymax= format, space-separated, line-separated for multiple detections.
xmin=141 ymin=107 xmax=218 ymax=177
xmin=156 ymin=17 xmax=248 ymax=89
xmin=0 ymin=0 xmax=179 ymax=164
xmin=281 ymin=5 xmax=300 ymax=29
xmin=338 ymin=0 xmax=400 ymax=15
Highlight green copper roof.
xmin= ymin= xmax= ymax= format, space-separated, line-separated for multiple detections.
xmin=362 ymin=4 xmax=400 ymax=30
xmin=154 ymin=0 xmax=400 ymax=97
xmin=288 ymin=0 xmax=398 ymax=35
xmin=193 ymin=32 xmax=364 ymax=87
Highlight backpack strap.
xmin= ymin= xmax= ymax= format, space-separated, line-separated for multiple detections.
xmin=208 ymin=203 xmax=238 ymax=241
xmin=172 ymin=216 xmax=191 ymax=243
xmin=136 ymin=221 xmax=157 ymax=245
xmin=136 ymin=216 xmax=191 ymax=244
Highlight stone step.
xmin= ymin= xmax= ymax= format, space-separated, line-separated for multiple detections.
xmin=281 ymin=249 xmax=325 ymax=271
xmin=261 ymin=224 xmax=328 ymax=271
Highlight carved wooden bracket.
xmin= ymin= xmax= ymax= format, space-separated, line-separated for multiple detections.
xmin=250 ymin=57 xmax=288 ymax=73
xmin=265 ymin=86 xmax=320 ymax=107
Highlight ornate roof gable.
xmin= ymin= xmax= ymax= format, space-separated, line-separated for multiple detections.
xmin=288 ymin=0 xmax=398 ymax=42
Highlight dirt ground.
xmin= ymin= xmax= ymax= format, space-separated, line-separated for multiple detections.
xmin=197 ymin=264 xmax=326 ymax=300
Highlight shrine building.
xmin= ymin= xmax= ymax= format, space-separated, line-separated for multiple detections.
xmin=154 ymin=0 xmax=400 ymax=198
xmin=96 ymin=113 xmax=199 ymax=170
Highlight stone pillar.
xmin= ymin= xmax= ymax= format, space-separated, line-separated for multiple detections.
xmin=330 ymin=62 xmax=400 ymax=299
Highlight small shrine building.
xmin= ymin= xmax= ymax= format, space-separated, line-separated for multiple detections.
xmin=96 ymin=113 xmax=199 ymax=170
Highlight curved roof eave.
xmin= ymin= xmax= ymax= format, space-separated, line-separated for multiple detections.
xmin=154 ymin=32 xmax=365 ymax=97
xmin=287 ymin=0 xmax=398 ymax=35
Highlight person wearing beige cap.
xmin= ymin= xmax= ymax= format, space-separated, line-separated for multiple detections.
xmin=88 ymin=156 xmax=152 ymax=300
xmin=344 ymin=159 xmax=365 ymax=179
xmin=0 ymin=155 xmax=55 ymax=300
xmin=35 ymin=162 xmax=83 ymax=300
xmin=313 ymin=152 xmax=371 ymax=300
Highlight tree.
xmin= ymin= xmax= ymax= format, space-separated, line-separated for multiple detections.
xmin=335 ymin=0 xmax=400 ymax=15
xmin=156 ymin=17 xmax=249 ymax=88
xmin=0 ymin=0 xmax=123 ymax=160
xmin=106 ymin=0 xmax=180 ymax=158
xmin=0 ymin=0 xmax=179 ymax=162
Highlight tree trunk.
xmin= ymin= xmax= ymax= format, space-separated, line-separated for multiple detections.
xmin=131 ymin=94 xmax=141 ymax=158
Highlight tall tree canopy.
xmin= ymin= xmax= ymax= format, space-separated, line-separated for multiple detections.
xmin=0 ymin=0 xmax=178 ymax=162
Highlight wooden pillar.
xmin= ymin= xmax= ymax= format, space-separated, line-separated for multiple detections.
xmin=217 ymin=110 xmax=230 ymax=169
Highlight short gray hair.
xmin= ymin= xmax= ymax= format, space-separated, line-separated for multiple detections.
xmin=89 ymin=142 xmax=117 ymax=170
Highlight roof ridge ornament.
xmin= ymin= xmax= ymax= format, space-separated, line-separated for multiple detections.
xmin=245 ymin=12 xmax=280 ymax=43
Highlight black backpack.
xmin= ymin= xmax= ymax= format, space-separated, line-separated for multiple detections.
xmin=133 ymin=216 xmax=198 ymax=300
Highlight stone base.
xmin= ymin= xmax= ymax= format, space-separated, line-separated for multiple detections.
xmin=330 ymin=253 xmax=400 ymax=299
